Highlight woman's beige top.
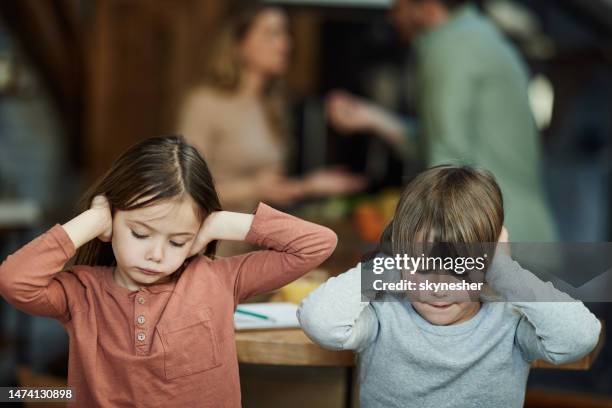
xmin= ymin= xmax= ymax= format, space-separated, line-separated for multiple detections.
xmin=178 ymin=87 xmax=286 ymax=213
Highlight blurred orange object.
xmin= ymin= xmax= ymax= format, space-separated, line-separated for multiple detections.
xmin=378 ymin=189 xmax=400 ymax=222
xmin=354 ymin=203 xmax=386 ymax=243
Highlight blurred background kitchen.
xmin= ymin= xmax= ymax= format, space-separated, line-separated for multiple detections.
xmin=0 ymin=0 xmax=611 ymax=407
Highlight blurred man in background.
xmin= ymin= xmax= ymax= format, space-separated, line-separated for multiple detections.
xmin=327 ymin=0 xmax=557 ymax=242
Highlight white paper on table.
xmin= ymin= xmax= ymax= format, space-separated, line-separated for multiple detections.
xmin=234 ymin=302 xmax=299 ymax=330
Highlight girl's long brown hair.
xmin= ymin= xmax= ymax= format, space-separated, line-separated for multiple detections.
xmin=74 ymin=135 xmax=222 ymax=266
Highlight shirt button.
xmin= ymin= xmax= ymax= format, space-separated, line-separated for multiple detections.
xmin=137 ymin=332 xmax=146 ymax=342
xmin=137 ymin=315 xmax=146 ymax=325
xmin=137 ymin=296 xmax=145 ymax=305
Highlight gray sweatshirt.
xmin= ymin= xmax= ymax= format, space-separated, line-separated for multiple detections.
xmin=298 ymin=253 xmax=601 ymax=408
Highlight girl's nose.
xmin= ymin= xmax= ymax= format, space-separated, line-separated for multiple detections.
xmin=146 ymin=241 xmax=164 ymax=263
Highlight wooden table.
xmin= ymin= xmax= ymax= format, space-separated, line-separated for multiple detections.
xmin=236 ymin=329 xmax=356 ymax=407
xmin=235 ymin=329 xmax=354 ymax=367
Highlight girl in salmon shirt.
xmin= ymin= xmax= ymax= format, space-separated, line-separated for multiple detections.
xmin=0 ymin=135 xmax=337 ymax=407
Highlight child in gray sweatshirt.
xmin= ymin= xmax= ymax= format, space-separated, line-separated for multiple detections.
xmin=298 ymin=165 xmax=601 ymax=408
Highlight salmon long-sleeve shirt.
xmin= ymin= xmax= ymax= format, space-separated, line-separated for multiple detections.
xmin=0 ymin=203 xmax=337 ymax=407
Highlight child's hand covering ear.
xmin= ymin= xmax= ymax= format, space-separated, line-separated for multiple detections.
xmin=90 ymin=195 xmax=113 ymax=242
xmin=497 ymin=226 xmax=510 ymax=256
xmin=188 ymin=211 xmax=254 ymax=256
xmin=188 ymin=212 xmax=220 ymax=257
xmin=498 ymin=226 xmax=509 ymax=243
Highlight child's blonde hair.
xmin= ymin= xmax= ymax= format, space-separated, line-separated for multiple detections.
xmin=388 ymin=165 xmax=504 ymax=278
xmin=393 ymin=165 xmax=503 ymax=245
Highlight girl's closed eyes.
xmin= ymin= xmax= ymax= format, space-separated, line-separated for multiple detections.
xmin=130 ymin=230 xmax=189 ymax=248
xmin=127 ymin=217 xmax=197 ymax=248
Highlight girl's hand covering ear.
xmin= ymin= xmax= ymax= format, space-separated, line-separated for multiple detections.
xmin=189 ymin=212 xmax=220 ymax=257
xmin=188 ymin=211 xmax=254 ymax=256
xmin=90 ymin=195 xmax=113 ymax=242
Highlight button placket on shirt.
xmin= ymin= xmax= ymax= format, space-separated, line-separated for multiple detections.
xmin=134 ymin=292 xmax=148 ymax=353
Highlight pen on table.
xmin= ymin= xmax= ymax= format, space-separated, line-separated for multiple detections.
xmin=235 ymin=308 xmax=276 ymax=322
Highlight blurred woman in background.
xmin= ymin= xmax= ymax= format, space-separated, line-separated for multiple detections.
xmin=178 ymin=3 xmax=365 ymax=217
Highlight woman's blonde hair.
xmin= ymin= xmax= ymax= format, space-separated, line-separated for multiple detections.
xmin=199 ymin=2 xmax=288 ymax=140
